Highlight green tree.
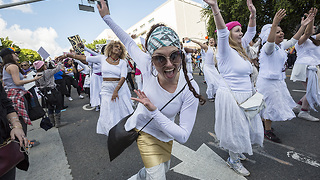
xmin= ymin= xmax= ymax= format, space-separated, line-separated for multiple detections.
xmin=1 ymin=37 xmax=41 ymax=63
xmin=85 ymin=39 xmax=107 ymax=50
xmin=202 ymin=0 xmax=320 ymax=39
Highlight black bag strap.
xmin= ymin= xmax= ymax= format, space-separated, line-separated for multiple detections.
xmin=138 ymin=79 xmax=193 ymax=133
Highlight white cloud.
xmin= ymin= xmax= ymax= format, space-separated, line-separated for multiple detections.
xmin=0 ymin=17 xmax=68 ymax=58
xmin=0 ymin=0 xmax=33 ymax=13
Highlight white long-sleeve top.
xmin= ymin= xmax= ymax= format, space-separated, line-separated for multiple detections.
xmin=86 ymin=56 xmax=127 ymax=78
xmin=295 ymin=35 xmax=320 ymax=65
xmin=75 ymin=60 xmax=90 ymax=75
xmin=216 ymin=27 xmax=255 ymax=92
xmin=103 ymin=15 xmax=199 ymax=144
xmin=259 ymin=38 xmax=298 ymax=80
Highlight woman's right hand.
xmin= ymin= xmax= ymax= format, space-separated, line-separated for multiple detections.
xmin=97 ymin=0 xmax=110 ymax=18
xmin=11 ymin=127 xmax=28 ymax=147
xmin=203 ymin=0 xmax=217 ymax=7
xmin=272 ymin=9 xmax=286 ymax=26
xmin=34 ymin=74 xmax=43 ymax=80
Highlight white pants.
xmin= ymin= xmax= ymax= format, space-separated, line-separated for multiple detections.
xmin=128 ymin=160 xmax=170 ymax=180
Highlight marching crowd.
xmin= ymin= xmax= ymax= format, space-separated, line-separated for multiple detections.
xmin=1 ymin=0 xmax=320 ymax=179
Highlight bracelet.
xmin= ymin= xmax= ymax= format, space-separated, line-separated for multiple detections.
xmin=250 ymin=15 xmax=256 ymax=19
xmin=73 ymin=54 xmax=76 ymax=58
xmin=213 ymin=10 xmax=220 ymax=16
xmin=11 ymin=125 xmax=23 ymax=129
xmin=8 ymin=116 xmax=19 ymax=121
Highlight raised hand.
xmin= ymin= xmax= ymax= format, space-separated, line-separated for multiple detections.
xmin=131 ymin=89 xmax=157 ymax=111
xmin=247 ymin=0 xmax=256 ymax=15
xmin=97 ymin=0 xmax=110 ymax=18
xmin=203 ymin=0 xmax=217 ymax=7
xmin=301 ymin=8 xmax=316 ymax=26
xmin=272 ymin=9 xmax=286 ymax=25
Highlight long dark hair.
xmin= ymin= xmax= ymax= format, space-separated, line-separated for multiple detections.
xmin=2 ymin=53 xmax=24 ymax=74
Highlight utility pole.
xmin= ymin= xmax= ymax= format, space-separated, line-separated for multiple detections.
xmin=0 ymin=0 xmax=45 ymax=9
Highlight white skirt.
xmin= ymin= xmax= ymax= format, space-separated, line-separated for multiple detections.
xmin=96 ymin=81 xmax=134 ymax=136
xmin=203 ymin=64 xmax=221 ymax=99
xmin=90 ymin=73 xmax=103 ymax=107
xmin=290 ymin=63 xmax=307 ymax=82
xmin=215 ymin=88 xmax=264 ymax=155
xmin=256 ymin=77 xmax=296 ymax=121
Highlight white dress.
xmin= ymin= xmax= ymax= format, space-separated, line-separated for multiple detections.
xmin=86 ymin=56 xmax=133 ymax=135
xmin=257 ymin=40 xmax=297 ymax=121
xmin=215 ymin=27 xmax=264 ymax=155
xmin=202 ymin=46 xmax=220 ymax=99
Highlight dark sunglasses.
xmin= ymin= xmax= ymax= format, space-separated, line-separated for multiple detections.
xmin=21 ymin=64 xmax=29 ymax=67
xmin=151 ymin=50 xmax=183 ymax=67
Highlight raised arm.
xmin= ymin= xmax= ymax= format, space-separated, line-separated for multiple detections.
xmin=184 ymin=37 xmax=208 ymax=52
xmin=247 ymin=0 xmax=256 ymax=28
xmin=6 ymin=64 xmax=41 ymax=86
xmin=267 ymin=9 xmax=286 ymax=44
xmin=97 ymin=0 xmax=150 ymax=73
xmin=298 ymin=8 xmax=318 ymax=45
xmin=204 ymin=0 xmax=226 ymax=31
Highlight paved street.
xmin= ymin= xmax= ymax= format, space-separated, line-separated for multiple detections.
xmin=17 ymin=69 xmax=320 ymax=180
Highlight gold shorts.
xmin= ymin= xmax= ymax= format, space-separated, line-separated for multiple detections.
xmin=136 ymin=130 xmax=173 ymax=168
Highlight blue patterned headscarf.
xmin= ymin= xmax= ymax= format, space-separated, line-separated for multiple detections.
xmin=146 ymin=26 xmax=181 ymax=55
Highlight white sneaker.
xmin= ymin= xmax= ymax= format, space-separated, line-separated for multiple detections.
xmin=227 ymin=157 xmax=250 ymax=176
xmin=95 ymin=106 xmax=100 ymax=112
xmin=298 ymin=111 xmax=319 ymax=121
xmin=292 ymin=104 xmax=301 ymax=114
xmin=239 ymin=153 xmax=248 ymax=161
xmin=68 ymin=97 xmax=73 ymax=101
xmin=79 ymin=95 xmax=84 ymax=99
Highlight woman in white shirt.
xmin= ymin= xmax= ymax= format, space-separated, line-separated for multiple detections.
xmin=205 ymin=0 xmax=262 ymax=176
xmin=185 ymin=37 xmax=220 ymax=101
xmin=97 ymin=1 xmax=205 ymax=179
xmin=290 ymin=8 xmax=320 ymax=122
xmin=257 ymin=9 xmax=315 ymax=143
xmin=61 ymin=41 xmax=134 ymax=136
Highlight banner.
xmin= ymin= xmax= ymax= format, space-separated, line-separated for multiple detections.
xmin=67 ymin=35 xmax=84 ymax=54
xmin=37 ymin=47 xmax=50 ymax=60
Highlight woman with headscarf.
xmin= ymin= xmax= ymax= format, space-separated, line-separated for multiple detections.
xmin=96 ymin=0 xmax=206 ymax=179
xmin=204 ymin=0 xmax=263 ymax=176
xmin=290 ymin=8 xmax=319 ymax=122
xmin=257 ymin=9 xmax=315 ymax=143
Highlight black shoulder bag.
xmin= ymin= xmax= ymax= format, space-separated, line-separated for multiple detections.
xmin=108 ymin=82 xmax=189 ymax=161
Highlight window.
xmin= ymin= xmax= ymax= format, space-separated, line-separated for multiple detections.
xmin=140 ymin=24 xmax=145 ymax=29
xmin=148 ymin=18 xmax=154 ymax=23
xmin=133 ymin=29 xmax=137 ymax=33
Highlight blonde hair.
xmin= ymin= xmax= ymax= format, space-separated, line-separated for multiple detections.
xmin=228 ymin=35 xmax=250 ymax=62
xmin=104 ymin=40 xmax=127 ymax=59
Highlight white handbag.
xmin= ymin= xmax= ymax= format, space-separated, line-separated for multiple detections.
xmin=238 ymin=92 xmax=266 ymax=121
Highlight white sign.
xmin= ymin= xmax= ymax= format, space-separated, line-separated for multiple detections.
xmin=37 ymin=47 xmax=50 ymax=60
xmin=0 ymin=40 xmax=2 ymax=46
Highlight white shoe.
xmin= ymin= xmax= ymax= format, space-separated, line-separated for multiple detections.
xmin=95 ymin=106 xmax=100 ymax=112
xmin=239 ymin=153 xmax=248 ymax=161
xmin=68 ymin=97 xmax=73 ymax=101
xmin=227 ymin=157 xmax=250 ymax=176
xmin=79 ymin=95 xmax=84 ymax=99
xmin=298 ymin=111 xmax=319 ymax=121
xmin=292 ymin=104 xmax=301 ymax=114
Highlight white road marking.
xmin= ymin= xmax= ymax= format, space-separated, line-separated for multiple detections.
xmin=208 ymin=132 xmax=293 ymax=166
xmin=287 ymin=151 xmax=320 ymax=168
xmin=292 ymin=89 xmax=307 ymax=93
xmin=82 ymin=103 xmax=95 ymax=111
xmin=171 ymin=141 xmax=246 ymax=180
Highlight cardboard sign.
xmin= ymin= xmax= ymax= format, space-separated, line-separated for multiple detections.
xmin=67 ymin=35 xmax=84 ymax=54
xmin=37 ymin=47 xmax=50 ymax=60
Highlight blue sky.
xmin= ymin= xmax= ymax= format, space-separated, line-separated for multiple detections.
xmin=0 ymin=0 xmax=205 ymax=57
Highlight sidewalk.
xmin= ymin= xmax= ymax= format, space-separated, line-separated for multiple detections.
xmin=16 ymin=119 xmax=73 ymax=180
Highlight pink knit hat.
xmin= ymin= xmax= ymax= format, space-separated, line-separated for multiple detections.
xmin=215 ymin=21 xmax=242 ymax=32
xmin=33 ymin=61 xmax=45 ymax=70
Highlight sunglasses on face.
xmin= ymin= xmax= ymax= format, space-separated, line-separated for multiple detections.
xmin=21 ymin=64 xmax=29 ymax=67
xmin=152 ymin=50 xmax=183 ymax=67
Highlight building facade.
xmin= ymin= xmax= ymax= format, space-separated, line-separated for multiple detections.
xmin=96 ymin=0 xmax=207 ymax=48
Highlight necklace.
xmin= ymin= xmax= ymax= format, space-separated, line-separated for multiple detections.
xmin=110 ymin=56 xmax=120 ymax=62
